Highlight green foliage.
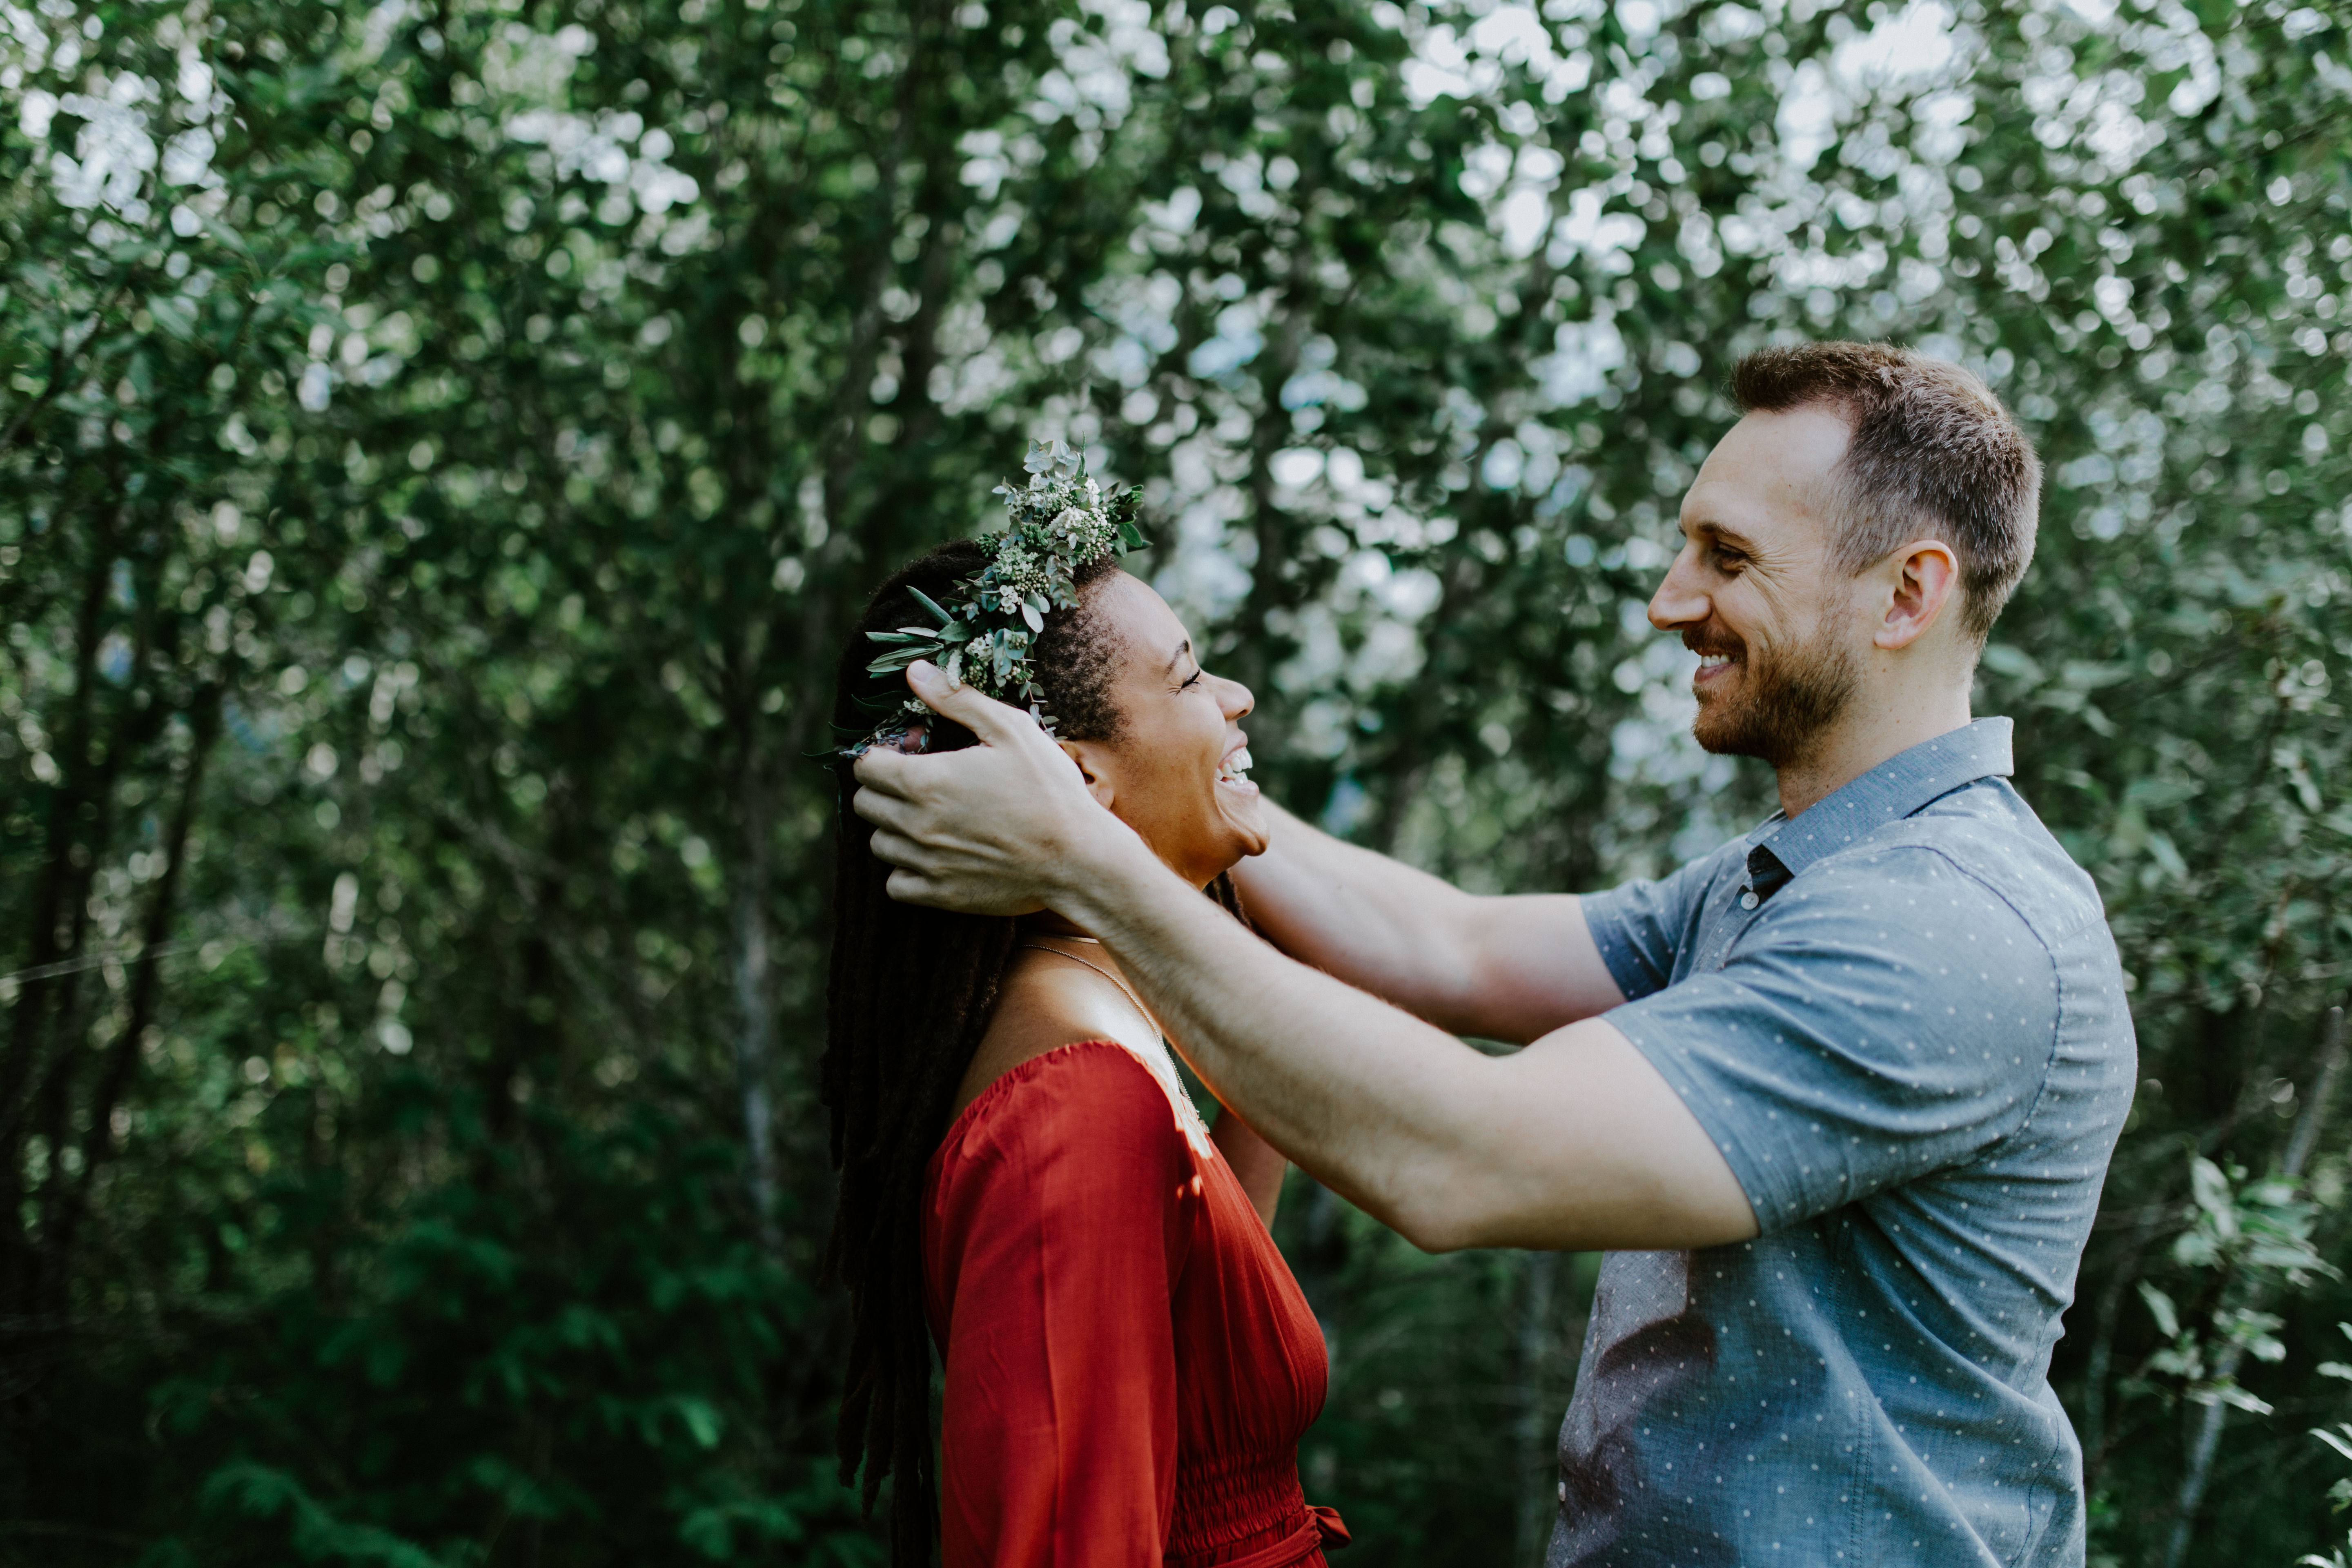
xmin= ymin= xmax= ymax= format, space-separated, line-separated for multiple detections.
xmin=1 ymin=0 xmax=2349 ymax=1563
xmin=851 ymin=440 xmax=1148 ymax=743
xmin=2133 ymin=1152 xmax=2338 ymax=1416
xmin=2301 ymin=1421 xmax=2352 ymax=1567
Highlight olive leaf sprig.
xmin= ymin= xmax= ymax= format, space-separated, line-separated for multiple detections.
xmin=849 ymin=439 xmax=1147 ymax=754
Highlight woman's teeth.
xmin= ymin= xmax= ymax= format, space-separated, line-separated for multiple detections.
xmin=1218 ymin=748 xmax=1254 ymax=783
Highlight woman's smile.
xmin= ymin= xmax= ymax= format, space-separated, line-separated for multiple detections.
xmin=1216 ymin=741 xmax=1257 ymax=796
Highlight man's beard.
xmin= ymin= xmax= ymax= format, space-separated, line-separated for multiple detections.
xmin=1687 ymin=620 xmax=1858 ymax=769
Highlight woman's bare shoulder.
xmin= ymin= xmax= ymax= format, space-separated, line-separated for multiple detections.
xmin=949 ymin=952 xmax=1158 ymax=1120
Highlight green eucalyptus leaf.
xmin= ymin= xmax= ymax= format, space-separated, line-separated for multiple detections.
xmin=906 ymin=585 xmax=957 ymax=626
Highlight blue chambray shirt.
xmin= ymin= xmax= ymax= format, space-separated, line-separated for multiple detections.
xmin=1548 ymin=718 xmax=2134 ymax=1568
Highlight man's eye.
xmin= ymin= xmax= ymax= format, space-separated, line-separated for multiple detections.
xmin=1712 ymin=549 xmax=1745 ymax=571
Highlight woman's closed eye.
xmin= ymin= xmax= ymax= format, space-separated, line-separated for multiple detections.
xmin=1178 ymin=667 xmax=1204 ymax=692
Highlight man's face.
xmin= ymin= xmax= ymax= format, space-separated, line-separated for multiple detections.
xmin=1648 ymin=407 xmax=1861 ymax=768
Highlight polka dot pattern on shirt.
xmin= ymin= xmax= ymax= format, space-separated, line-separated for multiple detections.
xmin=1548 ymin=717 xmax=2136 ymax=1568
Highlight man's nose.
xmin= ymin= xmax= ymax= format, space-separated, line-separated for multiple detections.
xmin=1648 ymin=546 xmax=1710 ymax=631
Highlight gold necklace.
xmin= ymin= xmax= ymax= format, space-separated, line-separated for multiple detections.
xmin=1019 ymin=941 xmax=1163 ymax=1047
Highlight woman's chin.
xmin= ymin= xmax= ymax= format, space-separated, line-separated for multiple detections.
xmin=1218 ymin=788 xmax=1272 ymax=861
xmin=1152 ymin=788 xmax=1271 ymax=886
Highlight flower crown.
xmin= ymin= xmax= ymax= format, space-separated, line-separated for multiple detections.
xmin=848 ymin=440 xmax=1147 ymax=756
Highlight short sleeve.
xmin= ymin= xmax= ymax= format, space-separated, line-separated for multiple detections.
xmin=925 ymin=1043 xmax=1200 ymax=1568
xmin=1581 ymin=840 xmax=1743 ymax=1001
xmin=1602 ymin=847 xmax=2061 ymax=1233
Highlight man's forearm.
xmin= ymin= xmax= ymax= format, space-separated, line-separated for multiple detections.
xmin=1232 ymin=802 xmax=1623 ymax=1043
xmin=1229 ymin=802 xmax=1485 ymax=1026
xmin=1051 ymin=829 xmax=1754 ymax=1253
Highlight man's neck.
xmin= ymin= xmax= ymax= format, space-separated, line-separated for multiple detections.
xmin=1773 ymin=685 xmax=1976 ymax=818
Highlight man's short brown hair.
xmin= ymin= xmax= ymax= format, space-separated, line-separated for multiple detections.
xmin=1730 ymin=341 xmax=2042 ymax=644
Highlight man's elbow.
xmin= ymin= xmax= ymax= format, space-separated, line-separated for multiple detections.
xmin=1389 ymin=1208 xmax=1478 ymax=1255
xmin=1379 ymin=1181 xmax=1505 ymax=1255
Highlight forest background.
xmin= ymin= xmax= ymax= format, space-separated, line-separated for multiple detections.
xmin=2 ymin=0 xmax=2349 ymax=1562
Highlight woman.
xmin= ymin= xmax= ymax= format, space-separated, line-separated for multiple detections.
xmin=824 ymin=462 xmax=1344 ymax=1568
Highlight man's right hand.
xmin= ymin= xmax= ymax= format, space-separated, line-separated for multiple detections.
xmin=852 ymin=660 xmax=1152 ymax=918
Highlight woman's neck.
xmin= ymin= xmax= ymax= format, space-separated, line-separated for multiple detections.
xmin=1020 ymin=864 xmax=1218 ymax=942
xmin=1020 ymin=910 xmax=1097 ymax=941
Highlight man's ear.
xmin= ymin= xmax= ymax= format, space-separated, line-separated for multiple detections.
xmin=1875 ymin=539 xmax=1960 ymax=652
xmin=1059 ymin=739 xmax=1118 ymax=810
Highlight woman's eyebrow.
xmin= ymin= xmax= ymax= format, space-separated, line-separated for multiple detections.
xmin=1163 ymin=638 xmax=1193 ymax=676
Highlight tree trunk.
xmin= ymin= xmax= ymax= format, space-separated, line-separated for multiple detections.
xmin=731 ymin=742 xmax=780 ymax=1249
xmin=49 ymin=688 xmax=222 ymax=1276
xmin=1516 ymin=1250 xmax=1561 ymax=1568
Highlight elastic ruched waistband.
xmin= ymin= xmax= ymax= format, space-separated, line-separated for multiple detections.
xmin=1167 ymin=1503 xmax=1349 ymax=1568
xmin=1166 ymin=1453 xmax=1305 ymax=1561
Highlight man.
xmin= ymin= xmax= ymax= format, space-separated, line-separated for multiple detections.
xmin=853 ymin=341 xmax=2134 ymax=1565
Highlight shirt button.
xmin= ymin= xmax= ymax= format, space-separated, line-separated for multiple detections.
xmin=1558 ymin=1481 xmax=1568 ymax=1503
xmin=1740 ymin=891 xmax=1760 ymax=910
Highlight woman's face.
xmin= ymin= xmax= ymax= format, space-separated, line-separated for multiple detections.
xmin=1060 ymin=572 xmax=1267 ymax=888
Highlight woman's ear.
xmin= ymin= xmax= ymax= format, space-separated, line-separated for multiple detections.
xmin=1059 ymin=739 xmax=1118 ymax=810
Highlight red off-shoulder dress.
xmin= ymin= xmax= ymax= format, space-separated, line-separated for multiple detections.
xmin=922 ymin=1038 xmax=1348 ymax=1568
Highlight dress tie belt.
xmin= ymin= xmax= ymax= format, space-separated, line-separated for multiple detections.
xmin=1169 ymin=1504 xmax=1349 ymax=1568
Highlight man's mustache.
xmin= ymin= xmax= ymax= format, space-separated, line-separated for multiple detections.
xmin=1680 ymin=625 xmax=1747 ymax=661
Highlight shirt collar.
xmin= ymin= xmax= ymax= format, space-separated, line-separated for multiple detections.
xmin=1744 ymin=717 xmax=2015 ymax=893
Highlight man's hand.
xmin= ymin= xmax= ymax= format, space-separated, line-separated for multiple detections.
xmin=851 ymin=660 xmax=1145 ymax=916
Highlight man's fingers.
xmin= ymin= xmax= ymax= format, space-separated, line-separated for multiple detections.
xmin=865 ymin=824 xmax=926 ymax=870
xmin=851 ymin=744 xmax=921 ymax=799
xmin=850 ymin=777 xmax=920 ymax=833
xmin=907 ymin=660 xmax=1039 ymax=745
xmin=884 ymin=865 xmax=1046 ymax=916
xmin=886 ymin=866 xmax=949 ymax=908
